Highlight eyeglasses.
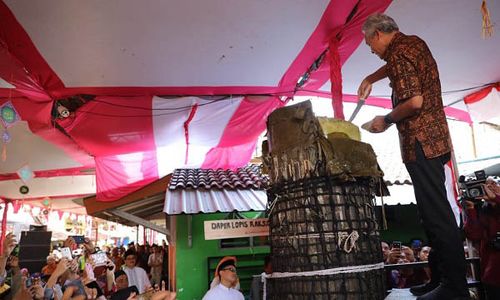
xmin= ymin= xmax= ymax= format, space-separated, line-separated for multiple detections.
xmin=221 ymin=267 xmax=236 ymax=273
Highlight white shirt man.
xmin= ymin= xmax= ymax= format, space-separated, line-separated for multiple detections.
xmin=203 ymin=283 xmax=244 ymax=300
xmin=203 ymin=257 xmax=244 ymax=300
xmin=123 ymin=250 xmax=151 ymax=294
xmin=148 ymin=246 xmax=163 ymax=286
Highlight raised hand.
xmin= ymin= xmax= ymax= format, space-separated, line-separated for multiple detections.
xmin=127 ymin=292 xmax=137 ymax=300
xmin=54 ymin=258 xmax=71 ymax=277
xmin=83 ymin=237 xmax=95 ymax=253
xmin=151 ymin=281 xmax=176 ymax=300
xmin=357 ymin=78 xmax=373 ymax=100
xmin=64 ymin=237 xmax=77 ymax=249
xmin=14 ymin=276 xmax=34 ymax=300
xmin=2 ymin=233 xmax=17 ymax=257
xmin=29 ymin=284 xmax=45 ymax=300
xmin=9 ymin=255 xmax=19 ymax=268
xmin=84 ymin=286 xmax=97 ymax=300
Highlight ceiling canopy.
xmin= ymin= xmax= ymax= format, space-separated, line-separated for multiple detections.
xmin=0 ymin=0 xmax=498 ymax=202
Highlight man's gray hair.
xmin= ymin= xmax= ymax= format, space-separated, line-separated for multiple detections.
xmin=362 ymin=13 xmax=399 ymax=37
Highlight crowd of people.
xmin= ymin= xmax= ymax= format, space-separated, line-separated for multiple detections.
xmin=382 ymin=240 xmax=431 ymax=289
xmin=463 ymin=179 xmax=500 ymax=299
xmin=0 ymin=237 xmax=175 ymax=300
xmin=0 ymin=186 xmax=498 ymax=300
xmin=380 ymin=177 xmax=500 ymax=300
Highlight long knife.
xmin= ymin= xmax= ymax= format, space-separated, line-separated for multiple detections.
xmin=348 ymin=98 xmax=365 ymax=122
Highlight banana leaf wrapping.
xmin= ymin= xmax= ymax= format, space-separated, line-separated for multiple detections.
xmin=263 ymin=101 xmax=386 ymax=299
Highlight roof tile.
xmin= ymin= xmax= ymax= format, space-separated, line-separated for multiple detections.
xmin=169 ymin=164 xmax=269 ymax=190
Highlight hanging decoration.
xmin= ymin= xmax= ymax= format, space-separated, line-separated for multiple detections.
xmin=17 ymin=165 xmax=35 ymax=183
xmin=19 ymin=185 xmax=29 ymax=195
xmin=23 ymin=204 xmax=31 ymax=213
xmin=0 ymin=99 xmax=19 ymax=162
xmin=0 ymin=101 xmax=20 ymax=128
xmin=2 ymin=130 xmax=11 ymax=143
xmin=481 ymin=0 xmax=494 ymax=38
xmin=64 ymin=216 xmax=74 ymax=232
xmin=42 ymin=197 xmax=51 ymax=207
xmin=1 ymin=120 xmax=12 ymax=162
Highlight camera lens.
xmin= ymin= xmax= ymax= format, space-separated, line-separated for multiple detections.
xmin=470 ymin=188 xmax=482 ymax=197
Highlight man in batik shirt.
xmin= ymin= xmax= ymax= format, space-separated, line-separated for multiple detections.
xmin=358 ymin=13 xmax=469 ymax=300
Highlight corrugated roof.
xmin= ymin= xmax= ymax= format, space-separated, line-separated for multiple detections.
xmin=165 ymin=165 xmax=268 ymax=214
xmin=169 ymin=165 xmax=269 ymax=190
xmin=92 ymin=192 xmax=166 ymax=226
xmin=369 ymin=128 xmax=412 ymax=186
xmin=164 ymin=188 xmax=267 ymax=214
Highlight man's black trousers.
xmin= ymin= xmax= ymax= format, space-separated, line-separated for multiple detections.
xmin=405 ymin=141 xmax=468 ymax=292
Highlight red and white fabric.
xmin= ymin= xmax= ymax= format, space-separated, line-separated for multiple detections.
xmin=464 ymin=83 xmax=500 ymax=123
xmin=444 ymin=161 xmax=461 ymax=227
xmin=57 ymin=96 xmax=282 ymax=201
xmin=1 ymin=0 xmax=488 ymax=204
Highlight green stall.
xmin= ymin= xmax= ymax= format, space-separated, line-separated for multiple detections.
xmin=175 ymin=212 xmax=269 ymax=300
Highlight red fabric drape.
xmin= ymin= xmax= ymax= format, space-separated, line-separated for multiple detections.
xmin=0 ymin=200 xmax=8 ymax=252
xmin=183 ymin=104 xmax=199 ymax=165
xmin=329 ymin=37 xmax=344 ymax=120
xmin=12 ymin=200 xmax=22 ymax=214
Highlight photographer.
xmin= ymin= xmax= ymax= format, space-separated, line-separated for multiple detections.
xmin=463 ymin=179 xmax=500 ymax=300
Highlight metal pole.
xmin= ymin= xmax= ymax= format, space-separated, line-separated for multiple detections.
xmin=136 ymin=225 xmax=139 ymax=245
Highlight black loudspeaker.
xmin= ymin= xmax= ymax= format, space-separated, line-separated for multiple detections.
xmin=29 ymin=225 xmax=47 ymax=231
xmin=18 ymin=231 xmax=52 ymax=273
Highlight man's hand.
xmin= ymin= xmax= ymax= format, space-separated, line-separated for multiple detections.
xmin=464 ymin=200 xmax=475 ymax=210
xmin=83 ymin=238 xmax=95 ymax=254
xmin=14 ymin=276 xmax=34 ymax=300
xmin=63 ymin=237 xmax=76 ymax=249
xmin=2 ymin=233 xmax=16 ymax=257
xmin=29 ymin=284 xmax=45 ymax=300
xmin=127 ymin=292 xmax=138 ymax=300
xmin=9 ymin=255 xmax=19 ymax=268
xmin=151 ymin=291 xmax=177 ymax=300
xmin=386 ymin=249 xmax=402 ymax=264
xmin=483 ymin=179 xmax=500 ymax=205
xmin=54 ymin=258 xmax=70 ymax=277
xmin=357 ymin=78 xmax=373 ymax=100
xmin=84 ymin=286 xmax=97 ymax=300
xmin=364 ymin=116 xmax=391 ymax=133
xmin=151 ymin=281 xmax=176 ymax=300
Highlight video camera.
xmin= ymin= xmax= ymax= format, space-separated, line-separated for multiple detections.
xmin=458 ymin=170 xmax=487 ymax=200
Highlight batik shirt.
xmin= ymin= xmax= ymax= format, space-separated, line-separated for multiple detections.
xmin=383 ymin=32 xmax=452 ymax=163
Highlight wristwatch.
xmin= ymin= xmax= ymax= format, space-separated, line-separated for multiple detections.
xmin=384 ymin=114 xmax=395 ymax=125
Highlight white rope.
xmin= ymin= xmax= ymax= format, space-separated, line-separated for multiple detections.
xmin=342 ymin=231 xmax=359 ymax=253
xmin=262 ymin=262 xmax=384 ymax=300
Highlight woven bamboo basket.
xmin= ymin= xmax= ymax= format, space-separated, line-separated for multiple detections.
xmin=263 ymin=101 xmax=385 ymax=299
